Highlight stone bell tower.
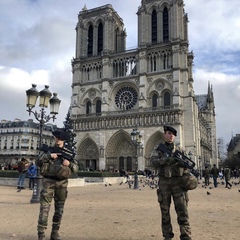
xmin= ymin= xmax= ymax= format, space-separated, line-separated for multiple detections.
xmin=75 ymin=4 xmax=126 ymax=59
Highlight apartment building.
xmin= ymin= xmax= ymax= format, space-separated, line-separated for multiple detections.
xmin=0 ymin=119 xmax=57 ymax=167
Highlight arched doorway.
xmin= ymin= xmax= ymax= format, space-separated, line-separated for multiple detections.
xmin=118 ymin=156 xmax=133 ymax=172
xmin=106 ymin=129 xmax=135 ymax=171
xmin=77 ymin=136 xmax=99 ymax=170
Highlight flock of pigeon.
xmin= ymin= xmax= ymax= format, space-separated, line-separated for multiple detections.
xmin=104 ymin=177 xmax=240 ymax=194
xmin=201 ymin=180 xmax=240 ymax=195
xmin=105 ymin=177 xmax=158 ymax=190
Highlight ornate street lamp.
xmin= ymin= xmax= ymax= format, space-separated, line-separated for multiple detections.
xmin=26 ymin=84 xmax=61 ymax=203
xmin=198 ymin=156 xmax=202 ymax=179
xmin=131 ymin=128 xmax=142 ymax=189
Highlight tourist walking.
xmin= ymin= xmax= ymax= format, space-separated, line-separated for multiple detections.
xmin=224 ymin=166 xmax=232 ymax=189
xmin=203 ymin=166 xmax=210 ymax=186
xmin=211 ymin=164 xmax=219 ymax=187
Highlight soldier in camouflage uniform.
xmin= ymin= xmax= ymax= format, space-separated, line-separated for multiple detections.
xmin=36 ymin=130 xmax=79 ymax=240
xmin=151 ymin=126 xmax=192 ymax=240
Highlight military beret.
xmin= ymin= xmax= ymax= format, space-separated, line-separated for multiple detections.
xmin=163 ymin=125 xmax=177 ymax=136
xmin=52 ymin=130 xmax=68 ymax=141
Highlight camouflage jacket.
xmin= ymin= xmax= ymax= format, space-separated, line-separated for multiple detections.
xmin=36 ymin=148 xmax=78 ymax=179
xmin=150 ymin=142 xmax=185 ymax=178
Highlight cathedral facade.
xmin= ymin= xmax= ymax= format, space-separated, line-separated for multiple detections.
xmin=70 ymin=0 xmax=218 ymax=173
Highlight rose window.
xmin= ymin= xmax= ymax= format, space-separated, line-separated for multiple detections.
xmin=115 ymin=86 xmax=138 ymax=110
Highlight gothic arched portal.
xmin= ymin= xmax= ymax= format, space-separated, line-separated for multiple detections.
xmin=145 ymin=130 xmax=164 ymax=168
xmin=105 ymin=129 xmax=136 ymax=171
xmin=77 ymin=137 xmax=99 ymax=170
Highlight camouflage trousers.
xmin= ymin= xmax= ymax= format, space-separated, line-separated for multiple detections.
xmin=157 ymin=177 xmax=191 ymax=240
xmin=37 ymin=178 xmax=68 ymax=234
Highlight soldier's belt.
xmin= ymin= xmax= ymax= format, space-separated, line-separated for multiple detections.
xmin=44 ymin=176 xmax=61 ymax=181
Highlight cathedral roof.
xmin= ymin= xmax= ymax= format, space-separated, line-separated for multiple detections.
xmin=0 ymin=119 xmax=57 ymax=132
xmin=227 ymin=134 xmax=240 ymax=152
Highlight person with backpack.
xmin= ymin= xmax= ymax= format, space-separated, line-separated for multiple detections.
xmin=17 ymin=158 xmax=29 ymax=191
xmin=151 ymin=126 xmax=195 ymax=240
xmin=36 ymin=130 xmax=79 ymax=240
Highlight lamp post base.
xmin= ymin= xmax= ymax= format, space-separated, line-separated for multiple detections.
xmin=30 ymin=175 xmax=43 ymax=203
xmin=133 ymin=172 xmax=138 ymax=189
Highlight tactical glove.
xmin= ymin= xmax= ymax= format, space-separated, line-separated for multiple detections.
xmin=150 ymin=156 xmax=162 ymax=168
xmin=174 ymin=158 xmax=185 ymax=167
xmin=166 ymin=157 xmax=176 ymax=165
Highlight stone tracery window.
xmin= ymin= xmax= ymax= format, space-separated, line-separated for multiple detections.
xmin=113 ymin=56 xmax=137 ymax=78
xmin=115 ymin=86 xmax=138 ymax=110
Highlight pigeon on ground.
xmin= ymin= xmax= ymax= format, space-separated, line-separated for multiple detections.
xmin=207 ymin=191 xmax=211 ymax=195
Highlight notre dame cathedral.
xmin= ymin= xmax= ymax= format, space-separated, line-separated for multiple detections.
xmin=70 ymin=0 xmax=218 ymax=173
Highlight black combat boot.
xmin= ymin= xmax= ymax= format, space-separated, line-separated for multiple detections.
xmin=38 ymin=232 xmax=45 ymax=240
xmin=50 ymin=223 xmax=61 ymax=240
xmin=50 ymin=230 xmax=61 ymax=240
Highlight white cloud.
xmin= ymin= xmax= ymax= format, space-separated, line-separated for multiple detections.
xmin=185 ymin=0 xmax=240 ymax=52
xmin=0 ymin=0 xmax=239 ymax=151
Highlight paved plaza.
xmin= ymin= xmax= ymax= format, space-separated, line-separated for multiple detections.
xmin=0 ymin=179 xmax=240 ymax=240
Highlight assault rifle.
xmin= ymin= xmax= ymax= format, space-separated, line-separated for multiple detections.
xmin=156 ymin=143 xmax=199 ymax=178
xmin=40 ymin=144 xmax=75 ymax=162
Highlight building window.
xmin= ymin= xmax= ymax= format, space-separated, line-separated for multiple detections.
xmin=150 ymin=55 xmax=157 ymax=72
xmin=96 ymin=100 xmax=102 ymax=115
xmin=163 ymin=7 xmax=169 ymax=42
xmin=115 ymin=28 xmax=119 ymax=52
xmin=152 ymin=94 xmax=158 ymax=109
xmin=115 ymin=86 xmax=138 ymax=110
xmin=87 ymin=25 xmax=93 ymax=56
xmin=86 ymin=101 xmax=92 ymax=114
xmin=164 ymin=92 xmax=171 ymax=108
xmin=152 ymin=10 xmax=157 ymax=44
xmin=97 ymin=22 xmax=103 ymax=55
xmin=163 ymin=54 xmax=167 ymax=69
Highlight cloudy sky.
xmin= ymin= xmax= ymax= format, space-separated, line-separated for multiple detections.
xmin=0 ymin=0 xmax=239 ymax=152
